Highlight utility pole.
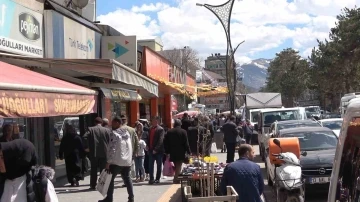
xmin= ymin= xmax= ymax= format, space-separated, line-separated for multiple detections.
xmin=183 ymin=46 xmax=189 ymax=111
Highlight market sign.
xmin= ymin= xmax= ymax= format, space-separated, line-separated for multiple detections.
xmin=0 ymin=0 xmax=43 ymax=57
xmin=0 ymin=90 xmax=97 ymax=118
xmin=101 ymin=88 xmax=140 ymax=101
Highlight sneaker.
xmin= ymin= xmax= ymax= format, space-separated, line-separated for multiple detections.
xmin=149 ymin=180 xmax=154 ymax=185
xmin=162 ymin=176 xmax=167 ymax=179
xmin=154 ymin=180 xmax=160 ymax=184
xmin=140 ymin=177 xmax=145 ymax=182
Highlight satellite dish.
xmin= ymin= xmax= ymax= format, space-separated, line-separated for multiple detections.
xmin=72 ymin=0 xmax=89 ymax=9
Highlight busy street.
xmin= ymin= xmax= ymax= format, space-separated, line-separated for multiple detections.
xmin=0 ymin=0 xmax=360 ymax=202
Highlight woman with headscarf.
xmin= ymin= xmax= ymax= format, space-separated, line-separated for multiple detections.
xmin=135 ymin=122 xmax=150 ymax=181
xmin=0 ymin=124 xmax=13 ymax=142
xmin=59 ymin=125 xmax=85 ymax=187
xmin=134 ymin=123 xmax=147 ymax=182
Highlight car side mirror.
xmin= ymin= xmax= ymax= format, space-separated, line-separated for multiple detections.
xmin=301 ymin=151 xmax=307 ymax=157
xmin=273 ymin=139 xmax=281 ymax=147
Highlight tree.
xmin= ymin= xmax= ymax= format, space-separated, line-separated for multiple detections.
xmin=266 ymin=48 xmax=309 ymax=107
xmin=159 ymin=47 xmax=201 ymax=77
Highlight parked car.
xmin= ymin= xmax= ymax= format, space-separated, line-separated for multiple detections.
xmin=266 ymin=127 xmax=338 ymax=193
xmin=318 ymin=118 xmax=343 ymax=136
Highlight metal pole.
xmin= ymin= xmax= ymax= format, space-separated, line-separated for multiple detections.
xmin=196 ymin=0 xmax=244 ymax=115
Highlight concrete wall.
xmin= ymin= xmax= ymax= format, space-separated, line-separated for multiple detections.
xmin=14 ymin=0 xmax=44 ymax=13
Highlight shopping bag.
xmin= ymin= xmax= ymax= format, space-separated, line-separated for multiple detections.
xmin=162 ymin=157 xmax=175 ymax=177
xmin=211 ymin=142 xmax=217 ymax=153
xmin=96 ymin=169 xmax=112 ymax=197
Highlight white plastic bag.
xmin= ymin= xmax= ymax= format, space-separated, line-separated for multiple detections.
xmin=96 ymin=169 xmax=112 ymax=197
xmin=211 ymin=142 xmax=217 ymax=153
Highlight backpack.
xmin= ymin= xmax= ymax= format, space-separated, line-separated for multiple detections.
xmin=26 ymin=166 xmax=51 ymax=202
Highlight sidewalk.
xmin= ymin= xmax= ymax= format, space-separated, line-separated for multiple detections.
xmin=55 ymin=146 xmax=267 ymax=202
xmin=55 ymin=172 xmax=179 ymax=202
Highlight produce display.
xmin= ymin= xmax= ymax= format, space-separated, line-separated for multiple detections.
xmin=180 ymin=156 xmax=227 ymax=176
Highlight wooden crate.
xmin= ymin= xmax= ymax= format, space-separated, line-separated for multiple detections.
xmin=184 ymin=186 xmax=238 ymax=202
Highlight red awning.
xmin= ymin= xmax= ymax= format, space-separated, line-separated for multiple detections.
xmin=0 ymin=61 xmax=97 ymax=118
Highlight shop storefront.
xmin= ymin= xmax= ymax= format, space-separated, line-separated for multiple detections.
xmin=0 ymin=61 xmax=97 ymax=170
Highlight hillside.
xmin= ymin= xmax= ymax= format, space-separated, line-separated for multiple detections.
xmin=238 ymin=58 xmax=272 ymax=90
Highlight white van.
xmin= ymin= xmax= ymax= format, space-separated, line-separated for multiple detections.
xmin=328 ymin=99 xmax=360 ymax=201
xmin=255 ymin=107 xmax=307 ymax=161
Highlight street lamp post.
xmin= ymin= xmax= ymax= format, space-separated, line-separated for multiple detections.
xmin=196 ymin=0 xmax=243 ymax=115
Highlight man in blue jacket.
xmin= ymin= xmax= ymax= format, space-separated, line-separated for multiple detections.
xmin=220 ymin=144 xmax=264 ymax=202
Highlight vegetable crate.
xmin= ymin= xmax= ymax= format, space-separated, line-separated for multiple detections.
xmin=183 ymin=186 xmax=238 ymax=202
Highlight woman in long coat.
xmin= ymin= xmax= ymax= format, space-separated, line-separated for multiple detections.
xmin=164 ymin=119 xmax=191 ymax=183
xmin=59 ymin=125 xmax=85 ymax=187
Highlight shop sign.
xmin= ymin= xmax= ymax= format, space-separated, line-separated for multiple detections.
xmin=110 ymin=89 xmax=139 ymax=101
xmin=63 ymin=16 xmax=95 ymax=59
xmin=0 ymin=0 xmax=43 ymax=57
xmin=102 ymin=36 xmax=138 ymax=71
xmin=0 ymin=90 xmax=97 ymax=118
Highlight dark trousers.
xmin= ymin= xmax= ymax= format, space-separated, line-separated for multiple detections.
xmin=245 ymin=134 xmax=252 ymax=144
xmin=148 ymin=151 xmax=163 ymax=181
xmin=225 ymin=142 xmax=236 ymax=163
xmin=103 ymin=165 xmax=134 ymax=202
xmin=144 ymin=151 xmax=149 ymax=174
xmin=90 ymin=157 xmax=106 ymax=188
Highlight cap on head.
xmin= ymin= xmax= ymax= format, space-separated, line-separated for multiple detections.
xmin=95 ymin=117 xmax=103 ymax=124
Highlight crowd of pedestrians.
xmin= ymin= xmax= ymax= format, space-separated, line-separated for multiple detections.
xmin=55 ymin=111 xmax=264 ymax=202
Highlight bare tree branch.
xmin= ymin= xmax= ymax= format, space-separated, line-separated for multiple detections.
xmin=159 ymin=47 xmax=201 ymax=77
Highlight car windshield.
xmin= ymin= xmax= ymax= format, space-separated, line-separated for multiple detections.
xmin=251 ymin=112 xmax=259 ymax=123
xmin=263 ymin=110 xmax=301 ymax=126
xmin=306 ymin=107 xmax=320 ymax=113
xmin=282 ymin=131 xmax=338 ymax=151
xmin=322 ymin=120 xmax=342 ymax=130
xmin=277 ymin=122 xmax=320 ymax=130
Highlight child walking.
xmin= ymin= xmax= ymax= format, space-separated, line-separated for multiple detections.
xmin=135 ymin=123 xmax=147 ymax=182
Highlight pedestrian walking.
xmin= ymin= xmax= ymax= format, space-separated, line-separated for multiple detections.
xmin=59 ymin=125 xmax=85 ymax=187
xmin=83 ymin=117 xmax=111 ymax=190
xmin=220 ymin=144 xmax=264 ymax=202
xmin=220 ymin=115 xmax=239 ymax=163
xmin=147 ymin=116 xmax=165 ymax=184
xmin=99 ymin=117 xmax=134 ymax=202
xmin=243 ymin=119 xmax=254 ymax=144
xmin=0 ymin=124 xmax=13 ymax=142
xmin=181 ymin=113 xmax=191 ymax=132
xmin=164 ymin=119 xmax=191 ymax=184
xmin=134 ymin=123 xmax=147 ymax=182
xmin=187 ymin=117 xmax=206 ymax=156
xmin=202 ymin=116 xmax=215 ymax=156
xmin=120 ymin=115 xmax=138 ymax=186
xmin=0 ymin=139 xmax=59 ymax=202
xmin=102 ymin=118 xmax=110 ymax=128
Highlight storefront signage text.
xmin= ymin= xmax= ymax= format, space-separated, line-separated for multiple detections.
xmin=111 ymin=90 xmax=131 ymax=99
xmin=0 ymin=38 xmax=42 ymax=55
xmin=19 ymin=13 xmax=40 ymax=41
xmin=69 ymin=37 xmax=91 ymax=52
xmin=0 ymin=90 xmax=97 ymax=118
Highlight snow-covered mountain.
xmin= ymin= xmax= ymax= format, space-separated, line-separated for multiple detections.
xmin=238 ymin=58 xmax=272 ymax=90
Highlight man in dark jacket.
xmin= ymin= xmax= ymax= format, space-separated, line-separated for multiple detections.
xmin=84 ymin=117 xmax=111 ymax=189
xmin=164 ymin=119 xmax=191 ymax=184
xmin=220 ymin=144 xmax=264 ymax=202
xmin=147 ymin=116 xmax=165 ymax=184
xmin=221 ymin=115 xmax=239 ymax=163
xmin=243 ymin=119 xmax=254 ymax=144
xmin=181 ymin=113 xmax=192 ymax=132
